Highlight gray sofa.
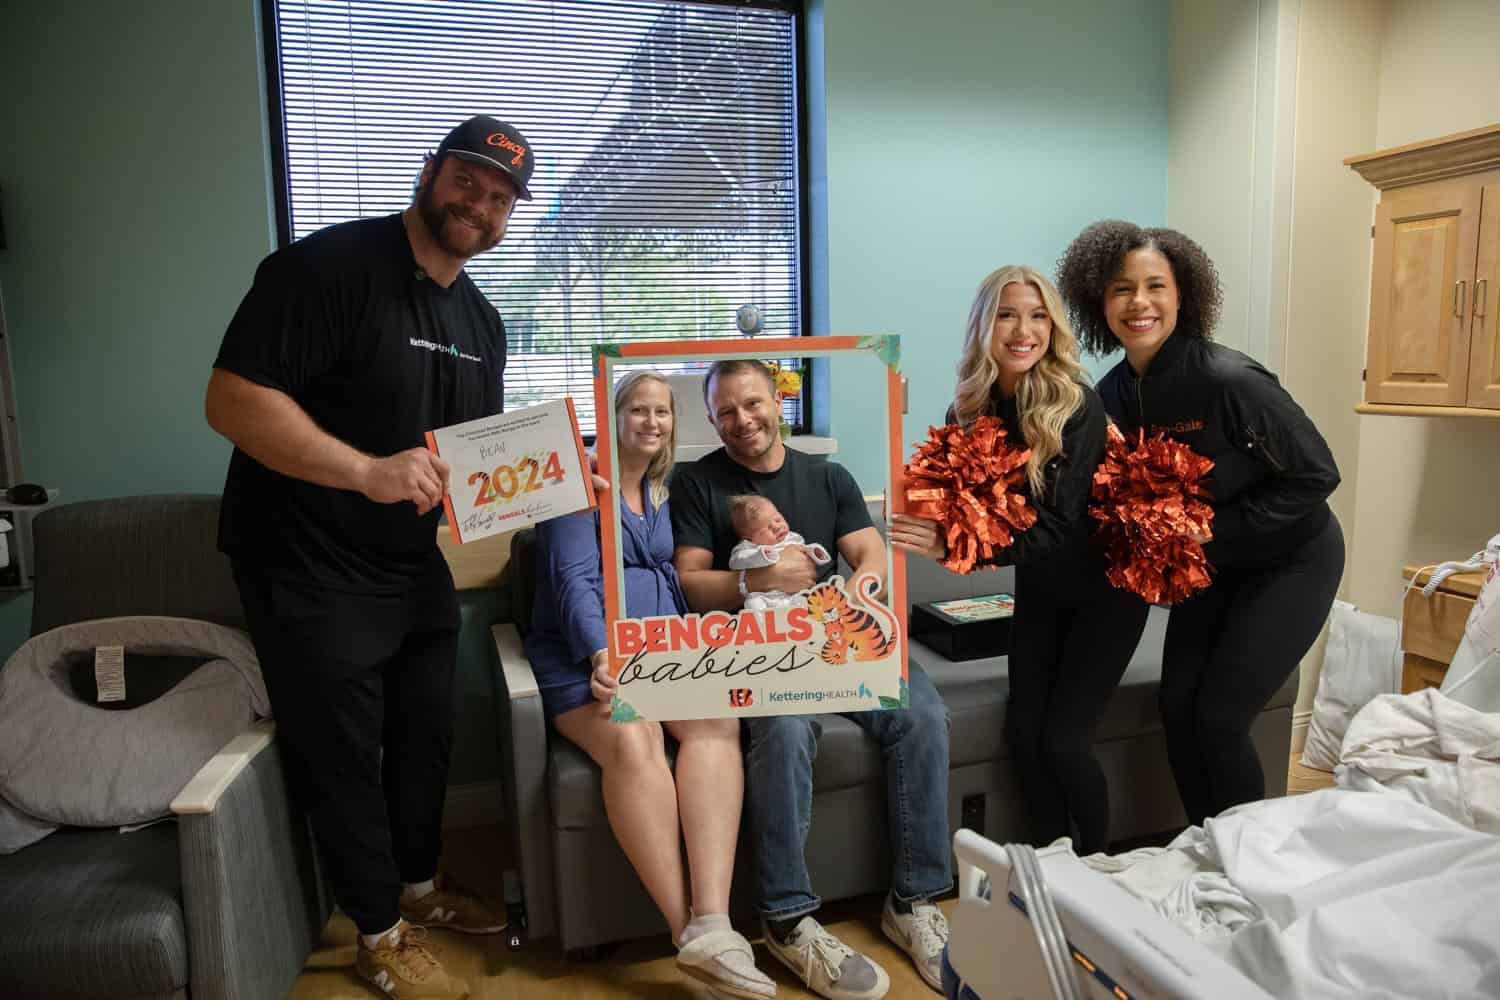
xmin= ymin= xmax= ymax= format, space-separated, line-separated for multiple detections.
xmin=0 ymin=495 xmax=331 ymax=999
xmin=493 ymin=506 xmax=1296 ymax=954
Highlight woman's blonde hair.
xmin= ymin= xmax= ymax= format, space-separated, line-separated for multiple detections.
xmin=614 ymin=369 xmax=678 ymax=506
xmin=952 ymin=265 xmax=1086 ymax=497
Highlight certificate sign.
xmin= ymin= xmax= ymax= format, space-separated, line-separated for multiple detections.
xmin=426 ymin=398 xmax=596 ymax=545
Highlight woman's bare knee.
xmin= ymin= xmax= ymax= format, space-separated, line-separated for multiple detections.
xmin=667 ymin=718 xmax=742 ymax=752
xmin=607 ymin=719 xmax=668 ymax=771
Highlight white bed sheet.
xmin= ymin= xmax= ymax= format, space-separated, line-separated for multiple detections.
xmin=1084 ymin=689 xmax=1500 ymax=1000
xmin=1208 ymin=789 xmax=1500 ymax=999
xmin=1336 ymin=687 xmax=1500 ymax=833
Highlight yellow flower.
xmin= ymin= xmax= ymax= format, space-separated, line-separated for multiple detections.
xmin=775 ymin=369 xmax=802 ymax=396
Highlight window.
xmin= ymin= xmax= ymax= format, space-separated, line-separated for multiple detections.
xmin=263 ymin=0 xmax=808 ymax=436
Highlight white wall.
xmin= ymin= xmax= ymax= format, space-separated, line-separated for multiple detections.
xmin=1168 ymin=0 xmax=1289 ymax=361
xmin=1168 ymin=0 xmax=1259 ymax=355
xmin=1167 ymin=0 xmax=1500 ymax=736
xmin=1374 ymin=0 xmax=1500 ymax=149
xmin=1278 ymin=0 xmax=1384 ymax=717
xmin=1169 ymin=0 xmax=1375 ymax=725
xmin=1345 ymin=0 xmax=1500 ymax=619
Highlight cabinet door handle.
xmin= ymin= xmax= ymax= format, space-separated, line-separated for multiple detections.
xmin=1476 ymin=279 xmax=1488 ymax=319
xmin=1455 ymin=280 xmax=1467 ymax=318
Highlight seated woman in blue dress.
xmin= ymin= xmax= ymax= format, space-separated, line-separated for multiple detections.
xmin=524 ymin=370 xmax=773 ymax=1000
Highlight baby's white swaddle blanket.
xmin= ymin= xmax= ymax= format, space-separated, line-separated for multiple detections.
xmin=728 ymin=533 xmax=832 ymax=610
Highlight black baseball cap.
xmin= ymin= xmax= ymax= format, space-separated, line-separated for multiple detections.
xmin=435 ymin=115 xmax=535 ymax=201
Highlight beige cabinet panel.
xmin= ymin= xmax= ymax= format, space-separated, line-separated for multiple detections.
xmin=1467 ymin=183 xmax=1500 ymax=408
xmin=1366 ymin=186 xmax=1480 ymax=405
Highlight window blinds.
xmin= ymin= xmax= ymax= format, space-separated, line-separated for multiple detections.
xmin=266 ymin=0 xmax=806 ymax=434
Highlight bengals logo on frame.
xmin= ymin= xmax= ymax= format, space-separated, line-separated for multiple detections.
xmin=727 ymin=689 xmax=754 ymax=708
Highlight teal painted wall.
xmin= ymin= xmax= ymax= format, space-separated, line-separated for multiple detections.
xmin=1 ymin=0 xmax=1170 ymax=785
xmin=0 ymin=0 xmax=273 ymax=643
xmin=813 ymin=0 xmax=1171 ymax=489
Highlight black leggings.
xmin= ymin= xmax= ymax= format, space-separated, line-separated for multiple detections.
xmin=1161 ymin=513 xmax=1345 ymax=825
xmin=1005 ymin=566 xmax=1151 ymax=854
xmin=232 ymin=560 xmax=461 ymax=935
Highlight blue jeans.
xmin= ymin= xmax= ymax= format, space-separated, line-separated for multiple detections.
xmin=743 ymin=664 xmax=952 ymax=920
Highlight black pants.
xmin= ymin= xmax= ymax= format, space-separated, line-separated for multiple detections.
xmin=232 ymin=559 xmax=461 ymax=935
xmin=1005 ymin=566 xmax=1151 ymax=855
xmin=1161 ymin=514 xmax=1345 ymax=825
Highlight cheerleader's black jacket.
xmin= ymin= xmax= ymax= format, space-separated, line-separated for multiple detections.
xmin=1096 ymin=332 xmax=1340 ymax=569
xmin=946 ymin=385 xmax=1107 ymax=577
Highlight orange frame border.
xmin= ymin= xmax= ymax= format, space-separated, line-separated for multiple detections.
xmin=592 ymin=336 xmax=907 ymax=681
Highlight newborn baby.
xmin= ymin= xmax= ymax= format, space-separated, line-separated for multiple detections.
xmin=727 ymin=494 xmax=831 ymax=610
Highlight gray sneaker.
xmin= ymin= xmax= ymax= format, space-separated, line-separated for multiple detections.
xmin=762 ymin=915 xmax=889 ymax=1000
xmin=880 ymin=895 xmax=948 ymax=993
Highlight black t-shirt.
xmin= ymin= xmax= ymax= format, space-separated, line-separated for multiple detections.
xmin=669 ymin=446 xmax=873 ymax=581
xmin=214 ymin=212 xmax=506 ymax=592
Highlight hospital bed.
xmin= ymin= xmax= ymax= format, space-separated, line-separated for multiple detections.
xmin=944 ymin=696 xmax=1500 ymax=1000
xmin=943 ymin=829 xmax=1274 ymax=1000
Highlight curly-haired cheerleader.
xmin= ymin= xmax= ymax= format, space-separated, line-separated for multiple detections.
xmin=1058 ymin=222 xmax=1344 ymax=825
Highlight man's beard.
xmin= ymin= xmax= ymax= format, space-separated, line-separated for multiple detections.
xmin=416 ymin=184 xmax=502 ymax=259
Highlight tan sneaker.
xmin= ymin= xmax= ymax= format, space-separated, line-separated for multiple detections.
xmin=399 ymin=873 xmax=507 ymax=934
xmin=355 ymin=923 xmax=469 ymax=999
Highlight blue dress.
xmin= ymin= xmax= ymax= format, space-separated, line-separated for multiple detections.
xmin=524 ymin=480 xmax=688 ymax=720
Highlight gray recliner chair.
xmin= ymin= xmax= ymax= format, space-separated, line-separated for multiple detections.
xmin=0 ymin=495 xmax=331 ymax=999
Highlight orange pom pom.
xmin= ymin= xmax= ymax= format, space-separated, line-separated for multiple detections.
xmin=903 ymin=417 xmax=1038 ymax=575
xmin=1088 ymin=423 xmax=1215 ymax=605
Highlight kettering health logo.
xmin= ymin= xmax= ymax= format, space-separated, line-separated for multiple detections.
xmin=409 ymin=337 xmax=482 ymax=363
xmin=768 ymin=683 xmax=877 ymax=705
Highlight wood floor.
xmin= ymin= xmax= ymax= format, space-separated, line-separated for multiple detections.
xmin=1287 ymin=758 xmax=1337 ymax=796
xmin=290 ymin=823 xmax=947 ymax=999
xmin=293 ymin=758 xmax=1338 ymax=999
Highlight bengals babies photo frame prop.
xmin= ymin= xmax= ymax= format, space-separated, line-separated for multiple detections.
xmin=593 ymin=336 xmax=909 ymax=722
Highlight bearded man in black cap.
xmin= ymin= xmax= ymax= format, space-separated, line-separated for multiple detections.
xmin=206 ymin=115 xmax=537 ymax=999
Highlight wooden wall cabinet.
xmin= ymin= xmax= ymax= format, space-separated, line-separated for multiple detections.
xmin=1348 ymin=124 xmax=1500 ymax=416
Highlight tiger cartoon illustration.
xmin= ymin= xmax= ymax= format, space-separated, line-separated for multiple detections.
xmin=821 ymin=620 xmax=848 ymax=663
xmin=804 ymin=573 xmax=899 ymax=665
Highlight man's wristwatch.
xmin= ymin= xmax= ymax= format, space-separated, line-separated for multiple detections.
xmin=737 ymin=570 xmax=749 ymax=598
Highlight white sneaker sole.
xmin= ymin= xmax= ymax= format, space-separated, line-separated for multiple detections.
xmin=676 ymin=960 xmax=776 ymax=1000
xmin=355 ymin=965 xmax=471 ymax=999
xmin=879 ymin=910 xmax=943 ymax=993
xmin=763 ymin=935 xmax=890 ymax=1000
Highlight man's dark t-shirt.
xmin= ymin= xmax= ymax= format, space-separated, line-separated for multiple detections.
xmin=669 ymin=446 xmax=873 ymax=583
xmin=214 ymin=212 xmax=506 ymax=593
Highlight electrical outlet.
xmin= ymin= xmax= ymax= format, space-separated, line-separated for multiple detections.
xmin=960 ymin=793 xmax=985 ymax=837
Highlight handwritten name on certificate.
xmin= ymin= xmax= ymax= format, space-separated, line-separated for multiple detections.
xmin=426 ymin=399 xmax=597 ymax=545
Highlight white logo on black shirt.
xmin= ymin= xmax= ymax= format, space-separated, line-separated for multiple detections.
xmin=409 ymin=337 xmax=482 ymax=363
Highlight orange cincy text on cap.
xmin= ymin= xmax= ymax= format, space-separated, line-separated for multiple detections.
xmin=485 ymin=133 xmax=527 ymax=165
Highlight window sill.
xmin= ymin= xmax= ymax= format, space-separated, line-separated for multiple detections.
xmin=675 ymin=435 xmax=837 ymax=463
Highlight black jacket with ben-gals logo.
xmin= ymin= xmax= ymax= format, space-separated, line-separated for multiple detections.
xmin=1096 ymin=332 xmax=1339 ymax=569
xmin=945 ymin=385 xmax=1107 ymax=581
